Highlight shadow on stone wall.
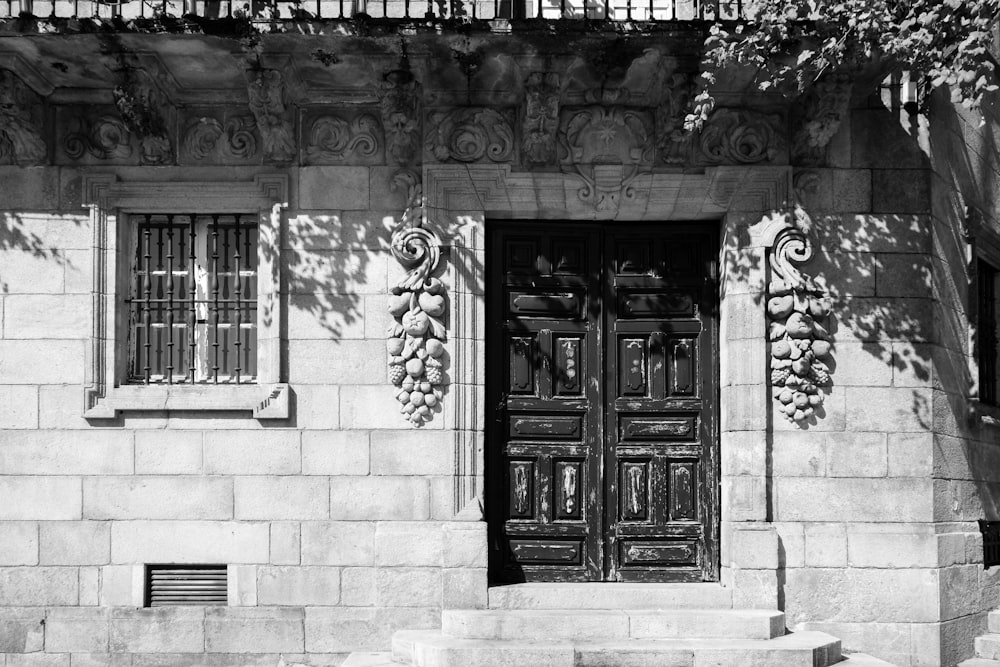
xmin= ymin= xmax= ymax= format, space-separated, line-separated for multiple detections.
xmin=0 ymin=212 xmax=76 ymax=293
xmin=927 ymin=88 xmax=1000 ymax=522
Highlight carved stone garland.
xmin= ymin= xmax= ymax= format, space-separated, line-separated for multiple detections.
xmin=766 ymin=207 xmax=834 ymax=423
xmin=386 ymin=171 xmax=447 ymax=426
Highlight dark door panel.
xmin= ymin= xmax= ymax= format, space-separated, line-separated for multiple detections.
xmin=488 ymin=223 xmax=718 ymax=583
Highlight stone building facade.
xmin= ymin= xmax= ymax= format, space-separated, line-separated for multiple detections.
xmin=1 ymin=6 xmax=1000 ymax=667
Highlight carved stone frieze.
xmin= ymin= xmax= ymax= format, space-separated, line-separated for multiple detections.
xmin=245 ymin=68 xmax=296 ymax=165
xmin=521 ymin=72 xmax=560 ymax=166
xmin=386 ymin=169 xmax=447 ymax=426
xmin=112 ymin=79 xmax=173 ymax=166
xmin=0 ymin=69 xmax=47 ymax=166
xmin=695 ymin=109 xmax=785 ymax=166
xmin=426 ymin=107 xmax=514 ymax=164
xmin=378 ymin=64 xmax=421 ymax=166
xmin=558 ymin=105 xmax=653 ymax=211
xmin=655 ymin=71 xmax=694 ymax=165
xmin=792 ymin=75 xmax=853 ymax=165
xmin=759 ymin=207 xmax=834 ymax=424
xmin=303 ymin=111 xmax=382 ymax=165
xmin=182 ymin=112 xmax=259 ymax=165
xmin=63 ymin=113 xmax=134 ymax=163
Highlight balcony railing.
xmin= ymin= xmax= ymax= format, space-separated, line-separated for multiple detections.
xmin=1 ymin=0 xmax=744 ymax=22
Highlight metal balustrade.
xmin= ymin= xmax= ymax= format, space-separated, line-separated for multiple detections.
xmin=1 ymin=0 xmax=743 ymax=21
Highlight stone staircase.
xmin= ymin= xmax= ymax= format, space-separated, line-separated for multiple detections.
xmin=960 ymin=609 xmax=1000 ymax=667
xmin=342 ymin=582 xmax=893 ymax=667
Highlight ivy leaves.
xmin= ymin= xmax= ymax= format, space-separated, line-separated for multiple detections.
xmin=687 ymin=0 xmax=1000 ymax=130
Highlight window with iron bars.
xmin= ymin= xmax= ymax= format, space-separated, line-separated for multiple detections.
xmin=127 ymin=214 xmax=257 ymax=385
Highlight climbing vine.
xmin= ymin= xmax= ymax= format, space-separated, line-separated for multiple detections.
xmin=687 ymin=0 xmax=1000 ymax=128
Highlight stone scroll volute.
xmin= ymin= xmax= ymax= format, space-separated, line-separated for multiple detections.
xmin=757 ymin=207 xmax=834 ymax=424
xmin=386 ymin=170 xmax=447 ymax=426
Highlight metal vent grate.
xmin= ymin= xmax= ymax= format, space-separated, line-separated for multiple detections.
xmin=981 ymin=521 xmax=1000 ymax=569
xmin=146 ymin=564 xmax=228 ymax=606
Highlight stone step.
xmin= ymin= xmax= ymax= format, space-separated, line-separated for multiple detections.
xmin=978 ymin=634 xmax=1000 ymax=660
xmin=442 ymin=608 xmax=785 ymax=641
xmin=487 ymin=582 xmax=733 ymax=610
xmin=392 ymin=629 xmax=841 ymax=667
xmin=839 ymin=653 xmax=901 ymax=666
xmin=960 ymin=659 xmax=1000 ymax=667
xmin=341 ymin=652 xmax=398 ymax=667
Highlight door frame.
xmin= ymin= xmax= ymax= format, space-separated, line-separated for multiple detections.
xmin=430 ymin=164 xmax=789 ymax=602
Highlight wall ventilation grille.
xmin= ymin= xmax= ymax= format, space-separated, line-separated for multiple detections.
xmin=146 ymin=564 xmax=228 ymax=606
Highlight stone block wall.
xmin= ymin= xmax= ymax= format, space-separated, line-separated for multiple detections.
xmin=772 ymin=98 xmax=985 ymax=667
xmin=0 ymin=162 xmax=487 ymax=664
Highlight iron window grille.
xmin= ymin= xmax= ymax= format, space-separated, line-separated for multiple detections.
xmin=126 ymin=214 xmax=258 ymax=385
xmin=979 ymin=258 xmax=999 ymax=406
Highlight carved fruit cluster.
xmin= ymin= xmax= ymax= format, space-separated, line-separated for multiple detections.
xmin=768 ymin=279 xmax=833 ymax=423
xmin=387 ymin=278 xmax=446 ymax=426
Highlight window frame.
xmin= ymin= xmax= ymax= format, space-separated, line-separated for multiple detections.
xmin=82 ymin=175 xmax=288 ymax=419
xmin=977 ymin=255 xmax=1000 ymax=407
xmin=968 ymin=210 xmax=1000 ymax=425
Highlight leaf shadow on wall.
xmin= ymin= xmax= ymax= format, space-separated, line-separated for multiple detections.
xmin=0 ymin=212 xmax=78 ymax=294
xmin=925 ymin=87 xmax=1000 ymax=524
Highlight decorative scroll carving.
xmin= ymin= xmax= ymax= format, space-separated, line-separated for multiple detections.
xmin=65 ymin=116 xmax=133 ymax=161
xmin=558 ymin=106 xmax=653 ymax=211
xmin=0 ymin=69 xmax=47 ymax=166
xmin=522 ymin=72 xmax=560 ymax=166
xmin=304 ymin=112 xmax=381 ymax=164
xmin=656 ymin=71 xmax=694 ymax=165
xmin=379 ymin=64 xmax=421 ymax=165
xmin=792 ymin=75 xmax=853 ymax=165
xmin=112 ymin=80 xmax=173 ymax=165
xmin=426 ymin=107 xmax=514 ymax=163
xmin=763 ymin=207 xmax=834 ymax=424
xmin=386 ymin=169 xmax=447 ymax=426
xmin=245 ymin=69 xmax=296 ymax=165
xmin=695 ymin=109 xmax=783 ymax=165
xmin=183 ymin=115 xmax=258 ymax=163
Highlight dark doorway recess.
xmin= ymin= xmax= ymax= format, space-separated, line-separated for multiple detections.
xmin=486 ymin=222 xmax=719 ymax=583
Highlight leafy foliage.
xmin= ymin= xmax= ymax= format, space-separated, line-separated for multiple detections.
xmin=687 ymin=0 xmax=1000 ymax=128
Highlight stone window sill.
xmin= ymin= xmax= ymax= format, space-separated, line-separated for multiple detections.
xmin=84 ymin=383 xmax=289 ymax=419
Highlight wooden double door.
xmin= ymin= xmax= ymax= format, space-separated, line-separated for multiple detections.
xmin=486 ymin=222 xmax=719 ymax=583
